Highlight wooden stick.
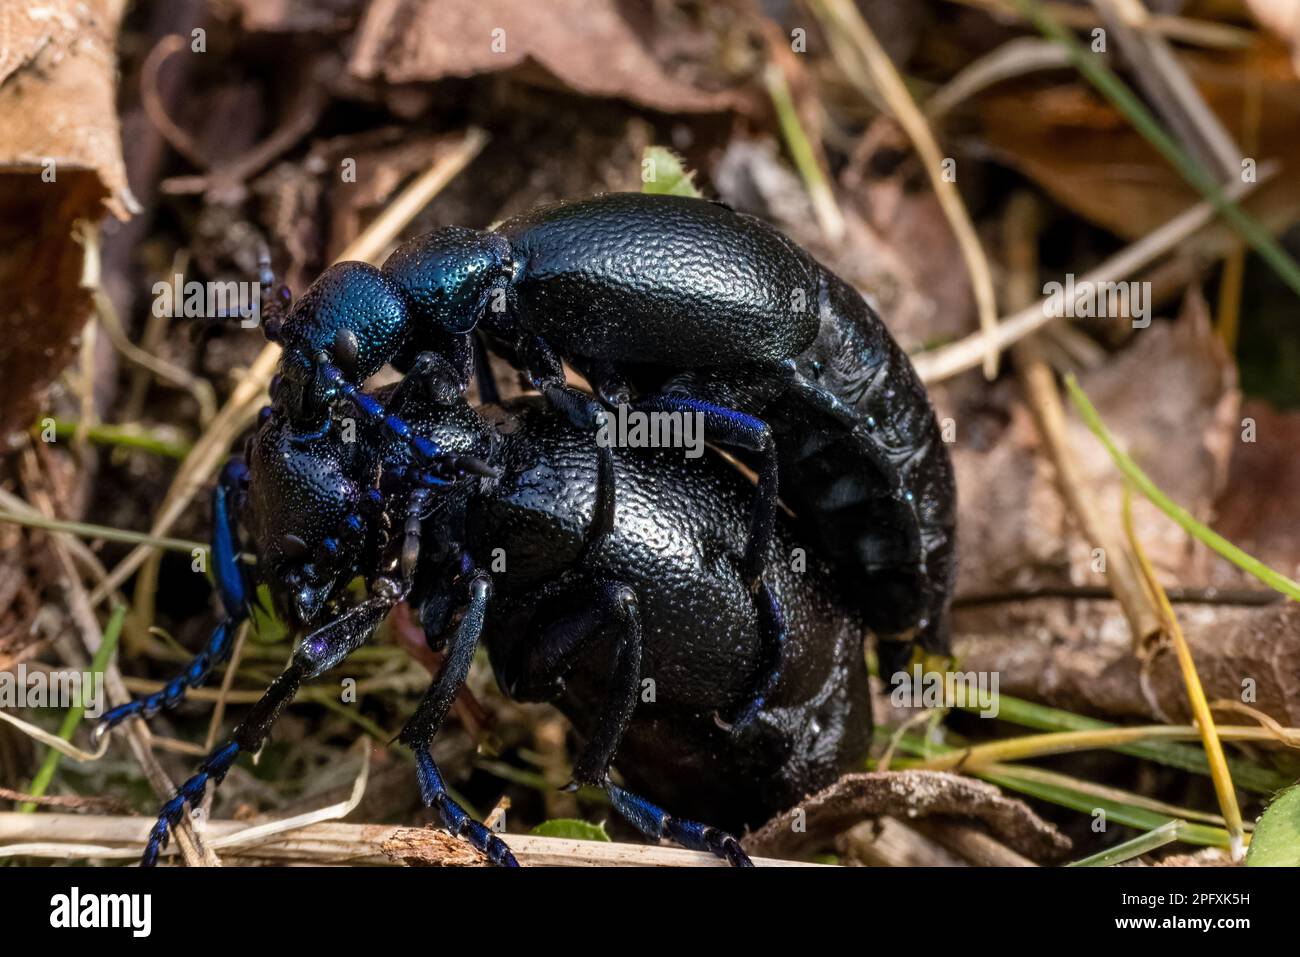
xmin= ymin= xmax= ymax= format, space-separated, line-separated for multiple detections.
xmin=913 ymin=165 xmax=1273 ymax=383
xmin=0 ymin=814 xmax=821 ymax=867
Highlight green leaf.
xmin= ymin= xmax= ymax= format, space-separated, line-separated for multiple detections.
xmin=1246 ymin=785 xmax=1300 ymax=866
xmin=529 ymin=818 xmax=612 ymax=842
xmin=249 ymin=584 xmax=290 ymax=644
xmin=641 ymin=147 xmax=702 ymax=198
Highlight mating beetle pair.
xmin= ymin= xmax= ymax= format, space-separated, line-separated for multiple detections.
xmin=100 ymin=192 xmax=955 ymax=866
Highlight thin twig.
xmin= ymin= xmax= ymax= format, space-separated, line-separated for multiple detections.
xmin=1002 ymin=193 xmax=1161 ymax=645
xmin=16 ymin=454 xmax=216 ymax=867
xmin=913 ymin=723 xmax=1300 ymax=773
xmin=926 ymin=37 xmax=1072 ymax=121
xmin=0 ymin=508 xmax=204 ymax=554
xmin=942 ymin=0 xmax=1255 ymax=49
xmin=1091 ymin=0 xmax=1241 ymax=179
xmin=0 ymin=814 xmax=817 ymax=867
xmin=913 ymin=164 xmax=1274 ymax=382
xmin=1122 ymin=488 xmax=1245 ymax=860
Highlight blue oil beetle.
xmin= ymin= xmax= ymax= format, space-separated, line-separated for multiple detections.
xmin=101 ymin=358 xmax=871 ymax=867
xmin=262 ymin=192 xmax=956 ymax=681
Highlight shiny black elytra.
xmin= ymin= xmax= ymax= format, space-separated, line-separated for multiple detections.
xmin=103 ymin=369 xmax=870 ymax=867
xmin=268 ymin=192 xmax=957 ymax=675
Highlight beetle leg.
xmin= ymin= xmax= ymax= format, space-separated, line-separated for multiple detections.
xmin=714 ymin=579 xmax=787 ymax=734
xmin=487 ymin=580 xmax=756 ymax=865
xmin=398 ymin=573 xmax=518 ymax=866
xmin=95 ymin=458 xmax=252 ymax=740
xmin=385 ymin=351 xmax=465 ymax=416
xmin=519 ymin=335 xmax=615 ymax=556
xmin=637 ymin=393 xmax=777 ymax=588
xmin=497 ymin=580 xmax=642 ymax=787
xmin=256 ymin=242 xmax=292 ymax=341
xmin=604 ymin=777 xmax=753 ymax=867
xmin=317 ymin=361 xmax=498 ymax=482
xmin=139 ymin=579 xmax=398 ymax=866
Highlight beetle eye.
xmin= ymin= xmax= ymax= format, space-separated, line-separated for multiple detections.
xmin=280 ymin=533 xmax=309 ymax=559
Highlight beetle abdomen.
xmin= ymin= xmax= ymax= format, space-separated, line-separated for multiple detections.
xmin=497 ymin=193 xmax=823 ymax=366
xmin=781 ymin=269 xmax=957 ymax=655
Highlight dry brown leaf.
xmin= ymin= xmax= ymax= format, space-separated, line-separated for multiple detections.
xmin=0 ymin=0 xmax=132 ymax=441
xmin=974 ymin=45 xmax=1300 ymax=238
xmin=1214 ymin=400 xmax=1300 ymax=582
xmin=950 ymin=291 xmax=1238 ymax=597
xmin=744 ymin=770 xmax=1071 ymax=861
xmin=348 ymin=0 xmax=757 ymax=114
xmin=214 ymin=0 xmax=363 ymax=34
xmin=956 ymin=600 xmax=1300 ymax=726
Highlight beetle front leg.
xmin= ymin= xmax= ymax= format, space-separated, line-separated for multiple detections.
xmin=256 ymin=243 xmax=292 ymax=340
xmin=96 ymin=459 xmax=252 ymax=739
xmin=140 ymin=579 xmax=400 ymax=866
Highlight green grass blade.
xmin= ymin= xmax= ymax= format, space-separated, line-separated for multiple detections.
xmin=1068 ymin=820 xmax=1185 ymax=866
xmin=1017 ymin=0 xmax=1300 ymax=300
xmin=32 ymin=419 xmax=192 ymax=459
xmin=960 ymin=691 xmax=1292 ymax=794
xmin=20 ymin=605 xmax=126 ymax=812
xmin=641 ymin=146 xmax=703 ymax=198
xmin=877 ymin=727 xmax=1232 ymax=847
xmin=1246 ymin=784 xmax=1300 ymax=866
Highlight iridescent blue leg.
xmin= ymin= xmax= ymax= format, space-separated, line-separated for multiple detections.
xmin=400 ymin=572 xmax=517 ymax=867
xmin=413 ymin=750 xmax=517 ymax=866
xmin=605 ymin=777 xmax=753 ymax=867
xmin=715 ymin=580 xmax=786 ymax=733
xmin=632 ymin=393 xmax=785 ymax=732
xmin=316 ymin=356 xmax=497 ymax=482
xmin=141 ymin=577 xmax=401 ymax=866
xmin=634 ymin=394 xmax=776 ymax=584
xmin=96 ymin=458 xmax=251 ymax=739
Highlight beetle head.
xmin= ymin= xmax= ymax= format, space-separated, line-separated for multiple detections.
xmin=382 ymin=227 xmax=511 ymax=336
xmin=266 ymin=261 xmax=410 ymax=387
xmin=246 ymin=410 xmax=369 ymax=628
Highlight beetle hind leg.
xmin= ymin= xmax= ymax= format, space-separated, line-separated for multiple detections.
xmin=496 ymin=580 xmax=751 ymax=866
xmin=714 ymin=579 xmax=786 ymax=734
xmin=605 ymin=777 xmax=753 ymax=867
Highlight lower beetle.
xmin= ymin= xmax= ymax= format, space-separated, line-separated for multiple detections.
xmin=105 ymin=360 xmax=870 ymax=866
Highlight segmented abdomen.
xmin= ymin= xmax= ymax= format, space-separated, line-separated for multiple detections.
xmin=772 ymin=266 xmax=957 ymax=661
